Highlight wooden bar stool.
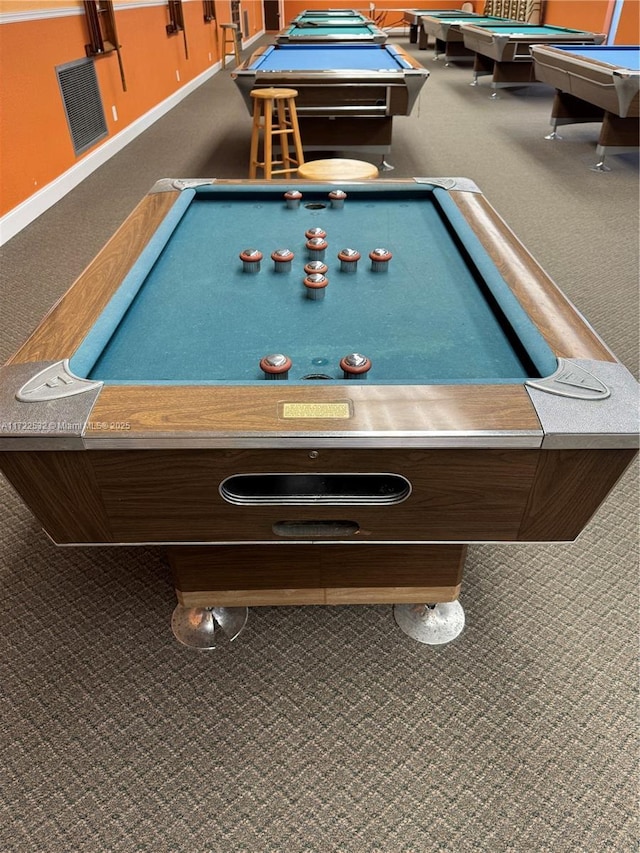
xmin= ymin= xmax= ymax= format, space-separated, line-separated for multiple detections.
xmin=220 ymin=23 xmax=241 ymax=68
xmin=249 ymin=88 xmax=305 ymax=180
xmin=297 ymin=158 xmax=379 ymax=181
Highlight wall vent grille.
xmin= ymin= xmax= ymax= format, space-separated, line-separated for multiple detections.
xmin=56 ymin=58 xmax=108 ymax=156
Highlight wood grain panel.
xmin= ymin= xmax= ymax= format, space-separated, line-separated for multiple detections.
xmin=518 ymin=448 xmax=637 ymax=540
xmin=168 ymin=543 xmax=466 ymax=606
xmin=88 ymin=447 xmax=539 ymax=542
xmin=86 ymin=382 xmax=542 ymax=438
xmin=0 ymin=450 xmax=112 ymax=542
xmin=600 ymin=113 xmax=640 ymax=147
xmin=175 ymin=585 xmax=463 ymax=607
xmin=8 ymin=191 xmax=180 ymax=364
xmin=450 ymin=191 xmax=615 ymax=362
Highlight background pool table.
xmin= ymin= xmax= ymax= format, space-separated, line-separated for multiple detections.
xmin=401 ymin=9 xmax=480 ymax=49
xmin=420 ymin=14 xmax=516 ymax=61
xmin=232 ymin=43 xmax=429 ymax=161
xmin=531 ymin=44 xmax=640 ymax=169
xmin=275 ymin=21 xmax=388 ymax=43
xmin=0 ymin=178 xmax=637 ymax=622
xmin=291 ymin=10 xmax=369 ymax=23
xmin=461 ymin=22 xmax=606 ymax=93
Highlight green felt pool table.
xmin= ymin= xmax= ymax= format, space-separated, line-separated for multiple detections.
xmin=276 ymin=19 xmax=387 ymax=43
xmin=461 ymin=21 xmax=606 ymax=95
xmin=401 ymin=9 xmax=480 ymax=50
xmin=0 ymin=178 xmax=637 ymax=646
xmin=420 ymin=14 xmax=517 ymax=61
xmin=292 ymin=9 xmax=370 ymax=23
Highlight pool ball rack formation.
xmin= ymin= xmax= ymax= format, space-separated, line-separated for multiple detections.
xmin=241 ymin=189 xmax=392 ymax=382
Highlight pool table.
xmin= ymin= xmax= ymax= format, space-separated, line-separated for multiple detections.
xmin=0 ymin=178 xmax=637 ymax=646
xmin=292 ymin=10 xmax=369 ymax=22
xmin=420 ymin=14 xmax=515 ymax=61
xmin=461 ymin=22 xmax=606 ymax=96
xmin=232 ymin=43 xmax=429 ymax=166
xmin=401 ymin=9 xmax=479 ymax=50
xmin=530 ymin=44 xmax=640 ymax=171
xmin=275 ymin=20 xmax=387 ymax=44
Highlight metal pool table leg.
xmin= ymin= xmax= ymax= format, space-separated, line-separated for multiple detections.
xmin=393 ymin=601 xmax=466 ymax=645
xmin=171 ymin=604 xmax=249 ymax=650
xmin=166 ymin=543 xmax=466 ymax=649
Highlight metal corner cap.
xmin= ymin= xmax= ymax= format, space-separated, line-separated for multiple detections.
xmin=16 ymin=359 xmax=102 ymax=402
xmin=525 ymin=358 xmax=640 ymax=448
xmin=413 ymin=177 xmax=481 ymax=192
xmin=150 ymin=178 xmax=215 ymax=193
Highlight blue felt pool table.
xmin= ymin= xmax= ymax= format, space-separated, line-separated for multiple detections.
xmin=460 ymin=22 xmax=606 ymax=95
xmin=530 ymin=44 xmax=640 ymax=170
xmin=232 ymin=43 xmax=429 ymax=163
xmin=0 ymin=178 xmax=637 ymax=647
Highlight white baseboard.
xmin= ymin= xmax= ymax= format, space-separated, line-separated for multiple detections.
xmin=0 ymin=29 xmax=264 ymax=246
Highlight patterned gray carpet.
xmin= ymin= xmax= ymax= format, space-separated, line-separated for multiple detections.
xmin=1 ymin=34 xmax=638 ymax=853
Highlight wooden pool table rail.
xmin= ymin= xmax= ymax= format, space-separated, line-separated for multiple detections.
xmin=8 ymin=179 xmax=614 ymax=373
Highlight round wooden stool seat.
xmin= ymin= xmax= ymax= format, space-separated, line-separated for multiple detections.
xmin=250 ymin=87 xmax=300 ymax=101
xmin=297 ymin=158 xmax=379 ymax=181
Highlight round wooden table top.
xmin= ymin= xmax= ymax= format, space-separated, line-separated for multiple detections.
xmin=297 ymin=158 xmax=380 ymax=181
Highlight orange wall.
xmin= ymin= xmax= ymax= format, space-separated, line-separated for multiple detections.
xmin=615 ymin=0 xmax=639 ymax=43
xmin=1 ymin=1 xmax=637 ymax=221
xmin=280 ymin=0 xmax=637 ymax=36
xmin=543 ymin=0 xmax=610 ymax=31
xmin=0 ymin=1 xmax=264 ymax=218
xmin=281 ymin=1 xmax=473 ymax=28
xmin=541 ymin=1 xmax=639 ymax=42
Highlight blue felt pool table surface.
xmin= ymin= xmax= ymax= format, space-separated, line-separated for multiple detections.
xmin=546 ymin=44 xmax=640 ymax=70
xmin=245 ymin=43 xmax=414 ymax=71
xmin=69 ymin=185 xmax=557 ymax=387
